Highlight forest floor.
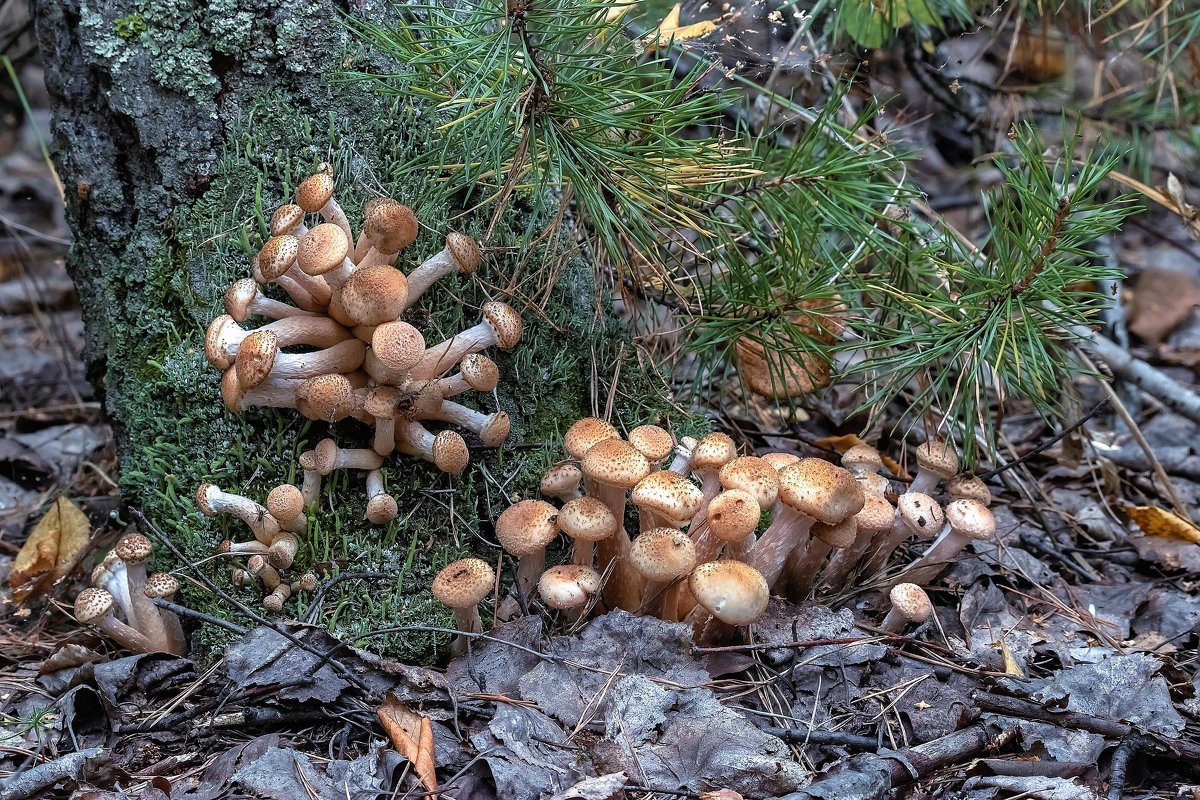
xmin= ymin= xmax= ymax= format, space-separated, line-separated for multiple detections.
xmin=7 ymin=6 xmax=1200 ymax=800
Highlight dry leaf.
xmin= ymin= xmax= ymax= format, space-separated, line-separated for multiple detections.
xmin=645 ymin=2 xmax=718 ymax=49
xmin=1127 ymin=266 xmax=1200 ymax=346
xmin=9 ymin=496 xmax=91 ymax=603
xmin=998 ymin=638 xmax=1025 ymax=677
xmin=1120 ymin=504 xmax=1200 ymax=544
xmin=378 ymin=692 xmax=437 ymax=798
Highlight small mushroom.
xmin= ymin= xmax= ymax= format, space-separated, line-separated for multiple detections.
xmin=686 ymin=560 xmax=769 ymax=644
xmin=297 ymin=223 xmax=357 ymax=289
xmin=404 ymin=232 xmax=480 ymax=308
xmin=840 ymin=444 xmax=883 ymax=479
xmin=267 ymin=533 xmax=299 ymax=570
xmin=365 ymin=469 xmax=399 ymax=524
xmin=689 ymin=432 xmax=738 ymax=511
xmin=364 ymin=386 xmax=400 ymax=456
xmin=290 ymin=572 xmax=319 ymax=593
xmin=496 ymin=499 xmax=561 ymax=600
xmin=296 ymin=164 xmax=353 ymax=243
xmin=860 ymin=492 xmax=944 ymax=577
xmin=270 ymin=203 xmax=308 ymax=238
xmin=908 ymin=441 xmax=959 ymax=496
xmin=563 ymin=417 xmax=621 ymax=461
xmin=144 ymin=573 xmax=186 ymax=655
xmin=425 ymin=402 xmax=511 ymax=447
xmin=204 ymin=314 xmax=349 ymax=370
xmin=880 ymin=583 xmax=933 ymax=633
xmin=298 ymin=450 xmax=321 ymax=507
xmin=631 ymin=528 xmax=696 ymax=619
xmin=266 ymin=484 xmax=306 ymax=533
xmin=224 ymin=278 xmax=320 ymax=323
xmin=196 ymin=483 xmax=281 ymax=544
xmin=432 ymin=557 xmax=495 ymax=657
xmin=540 ymin=463 xmax=583 ymax=503
xmin=395 ymin=421 xmax=470 ymax=474
xmin=411 ymin=301 xmax=523 ymax=380
xmin=630 ymin=469 xmax=704 ymax=532
xmin=356 ymin=199 xmax=418 ymax=268
xmin=264 ymin=583 xmax=292 ymax=613
xmin=893 ymin=499 xmax=995 ymax=586
xmin=313 ymin=438 xmax=385 ymax=475
xmin=946 ymin=473 xmax=992 ymax=506
xmin=74 ymin=588 xmax=155 ymax=653
xmin=115 ymin=534 xmax=172 ymax=652
xmin=437 ymin=353 xmax=499 ymax=397
xmin=255 ymin=234 xmax=332 ymax=307
xmin=365 ymin=321 xmax=425 ymax=384
xmin=538 ymin=564 xmax=602 ymax=623
xmin=628 ymin=425 xmax=674 ymax=469
xmin=703 ymin=488 xmax=761 ymax=563
xmin=558 ymin=496 xmax=617 ymax=568
xmin=581 ymin=438 xmax=651 ymax=612
xmin=339 ymin=264 xmax=409 ymax=327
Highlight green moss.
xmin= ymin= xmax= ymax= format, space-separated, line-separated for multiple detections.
xmin=100 ymin=71 xmax=692 ymax=664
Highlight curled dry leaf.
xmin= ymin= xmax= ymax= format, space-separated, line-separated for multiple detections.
xmin=377 ymin=692 xmax=437 ymax=798
xmin=1120 ymin=503 xmax=1200 ymax=544
xmin=9 ymin=496 xmax=91 ymax=603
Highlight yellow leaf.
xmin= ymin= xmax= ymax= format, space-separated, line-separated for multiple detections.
xmin=9 ymin=497 xmax=91 ymax=604
xmin=999 ymin=638 xmax=1025 ymax=677
xmin=1121 ymin=504 xmax=1200 ymax=544
xmin=645 ymin=2 xmax=719 ymax=50
xmin=378 ymin=693 xmax=438 ymax=798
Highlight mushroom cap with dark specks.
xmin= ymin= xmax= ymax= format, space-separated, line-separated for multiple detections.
xmin=447 ymin=232 xmax=481 ymax=273
xmin=707 ymin=489 xmax=761 ymax=542
xmin=915 ymin=441 xmax=959 ymax=479
xmin=631 ymin=527 xmax=696 ymax=581
xmin=234 ymin=330 xmax=278 ymax=392
xmin=778 ymin=458 xmax=865 ymax=525
xmin=628 ymin=425 xmax=674 ymax=463
xmin=340 ymin=265 xmax=408 ymax=326
xmin=365 ymin=200 xmax=418 ymax=253
xmin=298 ymin=223 xmax=350 ymax=275
xmin=538 ymin=565 xmax=601 ymax=610
xmin=75 ymin=587 xmax=115 ymax=624
xmin=496 ymin=499 xmax=560 ymax=557
xmin=896 ymin=492 xmax=944 ymax=538
xmin=946 ymin=474 xmax=992 ymax=506
xmin=364 ymin=386 xmax=400 ymax=420
xmin=270 ymin=204 xmax=305 ymax=236
xmin=267 ymin=484 xmax=304 ymax=521
xmin=563 ymin=417 xmax=620 ymax=460
xmin=459 ymin=354 xmax=499 ymax=391
xmin=630 ymin=470 xmax=704 ymax=521
xmin=433 ymin=558 xmax=495 ymax=608
xmin=889 ymin=583 xmax=933 ymax=623
xmin=373 ymin=322 xmax=425 ymax=372
xmin=812 ymin=515 xmax=858 ymax=548
xmin=841 ymin=444 xmax=883 ymax=474
xmin=257 ymin=235 xmax=300 ymax=281
xmin=298 ymin=450 xmax=318 ymax=471
xmin=718 ymin=456 xmax=779 ymax=509
xmin=205 ymin=314 xmax=240 ymax=369
xmin=856 ymin=494 xmax=896 ymax=534
xmin=366 ymin=493 xmax=399 ymax=524
xmin=558 ymin=496 xmax=617 ymax=542
xmin=480 ymin=412 xmax=511 ymax=447
xmin=432 ymin=431 xmax=470 ymax=474
xmin=115 ymin=533 xmax=153 ymax=565
xmin=297 ymin=374 xmax=354 ymax=422
xmin=223 ymin=278 xmax=260 ymax=321
xmin=144 ymin=573 xmax=179 ymax=599
xmin=540 ymin=463 xmax=583 ymax=498
xmin=582 ymin=438 xmax=651 ymax=489
xmin=946 ymin=499 xmax=995 ymax=540
xmin=691 ymin=433 xmax=737 ymax=471
xmin=296 ymin=168 xmax=335 ymax=212
xmin=481 ymin=301 xmax=522 ymax=348
xmin=689 ymin=561 xmax=769 ymax=625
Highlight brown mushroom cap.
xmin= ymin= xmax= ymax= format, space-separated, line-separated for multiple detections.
xmin=432 ymin=558 xmax=495 ymax=608
xmin=858 ymin=473 xmax=891 ymax=498
xmin=270 ymin=203 xmax=305 ymax=236
xmin=480 ymin=412 xmax=511 ymax=448
xmin=234 ymin=330 xmax=279 ymax=392
xmin=778 ymin=458 xmax=866 ymax=525
xmin=74 ymin=587 xmax=115 ymax=624
xmin=115 ymin=533 xmax=153 ymax=565
xmin=459 ymin=353 xmax=499 ymax=391
xmin=691 ymin=433 xmax=737 ymax=471
xmin=889 ymin=582 xmax=933 ymax=624
xmin=267 ymin=484 xmax=304 ymax=522
xmin=630 ymin=470 xmax=705 ymax=522
xmin=811 ymin=515 xmax=858 ymax=548
xmin=718 ymin=456 xmax=780 ymax=509
xmin=946 ymin=474 xmax=992 ymax=506
xmin=540 ymin=463 xmax=583 ymax=499
xmin=296 ymin=374 xmax=355 ymax=422
xmin=366 ymin=493 xmax=400 ymax=525
xmin=365 ymin=200 xmax=419 ymax=253
xmin=628 ymin=425 xmax=674 ymax=463
xmin=841 ymin=444 xmax=883 ymax=475
xmin=340 ymin=265 xmax=409 ymax=326
xmin=630 ymin=528 xmax=697 ymax=581
xmin=144 ymin=572 xmax=179 ymax=599
xmin=495 ymin=499 xmax=560 ymax=557
xmin=481 ymin=302 xmax=522 ymax=349
xmin=296 ymin=168 xmax=335 ymax=212
xmin=760 ymin=452 xmax=801 ymax=472
xmin=538 ymin=564 xmax=601 ymax=610
xmin=446 ymin=232 xmax=481 ymax=273
xmin=856 ymin=494 xmax=896 ymax=534
xmin=896 ymin=492 xmax=944 ymax=539
xmin=363 ymin=386 xmax=400 ymax=420
xmin=581 ymin=438 xmax=651 ymax=489
xmin=298 ymin=223 xmax=350 ymax=275
xmin=204 ymin=314 xmax=241 ymax=369
xmin=257 ymin=235 xmax=301 ymax=281
xmin=372 ymin=321 xmax=425 ymax=372
xmin=563 ymin=417 xmax=620 ymax=460
xmin=945 ymin=499 xmax=995 ymax=541
xmin=688 ymin=561 xmax=769 ymax=625
xmin=432 ymin=430 xmax=470 ymax=475
xmin=916 ymin=441 xmax=959 ymax=480
xmin=707 ymin=489 xmax=761 ymax=542
xmin=558 ymin=496 xmax=618 ymax=542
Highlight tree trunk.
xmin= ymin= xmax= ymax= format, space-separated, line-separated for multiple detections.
xmin=33 ymin=0 xmax=667 ymax=661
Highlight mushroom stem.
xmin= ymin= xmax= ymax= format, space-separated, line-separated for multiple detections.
xmin=299 ymin=450 xmax=321 ymax=507
xmin=144 ymin=574 xmax=186 ymax=655
xmin=589 ymin=481 xmax=641 ymax=612
xmin=749 ymin=505 xmax=815 ymax=589
xmin=116 ymin=535 xmax=171 ymax=652
xmin=224 ymin=278 xmax=320 ymax=322
xmin=451 ymin=606 xmax=484 ymax=657
xmin=197 ymin=483 xmax=281 ymax=544
xmin=426 ymin=402 xmax=510 ymax=447
xmin=403 ymin=236 xmax=479 ymax=310
xmin=667 ymin=438 xmax=697 ymax=475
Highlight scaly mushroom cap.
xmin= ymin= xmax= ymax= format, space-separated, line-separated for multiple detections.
xmin=896 ymin=492 xmax=944 ymax=539
xmin=433 ymin=558 xmax=495 ymax=608
xmin=496 ymin=499 xmax=560 ymax=557
xmin=856 ymin=494 xmax=896 ymax=535
xmin=707 ymin=489 xmax=761 ymax=542
xmin=841 ymin=444 xmax=883 ymax=475
xmin=372 ymin=322 xmax=425 ymax=373
xmin=480 ymin=412 xmax=511 ymax=447
xmin=296 ymin=374 xmax=354 ymax=422
xmin=257 ymin=235 xmax=300 ymax=281
xmin=459 ymin=354 xmax=499 ymax=392
xmin=761 ymin=452 xmax=800 ymax=472
xmin=540 ymin=463 xmax=583 ymax=499
xmin=479 ymin=302 xmax=522 ymax=349
xmin=859 ymin=473 xmax=891 ymax=498
xmin=296 ymin=167 xmax=335 ymax=212
xmin=689 ymin=561 xmax=769 ymax=625
xmin=363 ymin=386 xmax=400 ymax=420
xmin=946 ymin=474 xmax=992 ymax=506
xmin=811 ymin=515 xmax=858 ymax=548
xmin=74 ymin=587 xmax=115 ymax=624
xmin=340 ymin=265 xmax=409 ymax=326
xmin=115 ymin=533 xmax=153 ymax=565
xmin=916 ymin=441 xmax=959 ymax=480
xmin=205 ymin=314 xmax=240 ymax=369
xmin=366 ymin=494 xmax=399 ymax=524
xmin=628 ymin=425 xmax=674 ymax=464
xmin=144 ymin=572 xmax=179 ymax=599
xmin=718 ymin=456 xmax=779 ymax=509
xmin=630 ymin=470 xmax=704 ymax=522
xmin=778 ymin=459 xmax=866 ymax=525
xmin=563 ymin=417 xmax=620 ymax=460
xmin=223 ymin=278 xmax=260 ymax=321
xmin=365 ymin=199 xmax=418 ymax=253
xmin=267 ymin=484 xmax=304 ymax=522
xmin=630 ymin=528 xmax=697 ymax=581
xmin=196 ymin=483 xmax=219 ymax=516
xmin=558 ymin=496 xmax=617 ymax=542
xmin=298 ymin=223 xmax=350 ymax=276
xmin=234 ymin=330 xmax=279 ymax=392
xmin=446 ymin=232 xmax=481 ymax=273
xmin=582 ymin=438 xmax=651 ymax=489
xmin=691 ymin=433 xmax=737 ymax=472
xmin=314 ymin=438 xmax=343 ymax=475
xmin=432 ymin=430 xmax=470 ymax=475
xmin=270 ymin=204 xmax=305 ymax=236
xmin=945 ymin=499 xmax=995 ymax=541
xmin=538 ymin=565 xmax=601 ymax=610
xmin=889 ymin=583 xmax=933 ymax=624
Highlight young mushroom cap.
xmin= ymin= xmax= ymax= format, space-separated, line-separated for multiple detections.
xmin=691 ymin=433 xmax=738 ymax=474
xmin=270 ymin=204 xmax=306 ymax=237
xmin=858 ymin=473 xmax=891 ymax=498
xmin=688 ymin=561 xmax=770 ymax=625
xmin=339 ymin=265 xmax=409 ymax=326
xmin=563 ymin=417 xmax=621 ymax=460
xmin=431 ymin=430 xmax=470 ymax=475
xmin=888 ymin=582 xmax=933 ymax=626
xmin=944 ymin=498 xmax=995 ymax=540
xmin=631 ymin=528 xmax=697 ymax=582
xmin=630 ymin=470 xmax=705 ymax=525
xmin=778 ymin=458 xmax=866 ymax=525
xmin=297 ymin=223 xmax=351 ymax=276
xmin=495 ymin=500 xmax=560 ymax=558
xmin=761 ymin=452 xmax=801 ymax=472
xmin=718 ymin=457 xmax=780 ymax=509
xmin=372 ymin=321 xmax=426 ymax=373
xmin=897 ymin=491 xmax=945 ymax=538
xmin=457 ymin=353 xmax=500 ymax=392
xmin=628 ymin=425 xmax=674 ymax=465
xmin=581 ymin=438 xmax=651 ymax=491
xmin=538 ymin=565 xmax=602 ymax=610
xmin=707 ymin=489 xmax=762 ymax=543
xmin=946 ymin=474 xmax=992 ymax=506
xmin=74 ymin=587 xmax=155 ymax=653
xmin=841 ymin=444 xmax=883 ymax=476
xmin=266 ymin=484 xmax=306 ymax=529
xmin=432 ymin=557 xmax=496 ymax=610
xmin=366 ymin=493 xmax=400 ymax=525
xmin=364 ymin=200 xmax=419 ymax=254
xmin=909 ymin=441 xmax=959 ymax=495
xmin=540 ymin=463 xmax=583 ymax=501
xmin=558 ymin=497 xmax=618 ymax=542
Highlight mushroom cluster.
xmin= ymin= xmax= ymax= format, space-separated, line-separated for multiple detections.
xmin=433 ymin=422 xmax=995 ymax=645
xmin=201 ymin=165 xmax=523 ymax=608
xmin=75 ymin=534 xmax=186 ymax=655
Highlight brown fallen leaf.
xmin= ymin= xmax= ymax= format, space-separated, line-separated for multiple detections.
xmin=378 ymin=692 xmax=437 ymax=798
xmin=1127 ymin=266 xmax=1200 ymax=346
xmin=1120 ymin=504 xmax=1200 ymax=544
xmin=813 ymin=433 xmax=907 ymax=479
xmin=9 ymin=496 xmax=91 ymax=603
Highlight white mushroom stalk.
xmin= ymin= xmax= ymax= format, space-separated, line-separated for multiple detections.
xmin=205 ymin=313 xmax=350 ymax=370
xmin=90 ymin=552 xmax=134 ymax=623
xmin=221 ymin=370 xmax=304 ymax=413
xmin=197 ymin=483 xmax=281 ymax=544
xmin=892 ymin=499 xmax=995 ymax=587
xmin=225 ymin=278 xmax=320 ymax=322
xmin=115 ymin=534 xmax=172 ymax=653
xmin=411 ymin=301 xmax=522 ymax=380
xmin=404 ymin=232 xmax=480 ymax=309
xmin=860 ymin=492 xmax=943 ymax=578
xmin=424 ymin=401 xmax=511 ymax=447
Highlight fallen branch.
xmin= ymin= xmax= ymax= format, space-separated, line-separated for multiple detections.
xmin=1076 ymin=328 xmax=1200 ymax=425
xmin=0 ymin=748 xmax=104 ymax=800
